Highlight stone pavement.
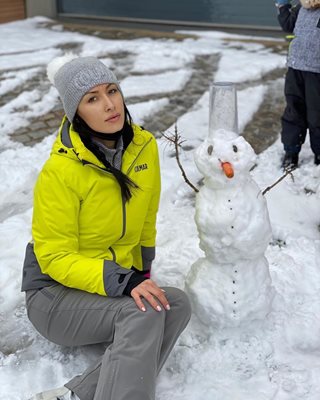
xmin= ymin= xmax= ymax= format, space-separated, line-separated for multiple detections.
xmin=5 ymin=21 xmax=288 ymax=153
xmin=10 ymin=108 xmax=64 ymax=146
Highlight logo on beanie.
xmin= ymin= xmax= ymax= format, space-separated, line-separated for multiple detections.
xmin=134 ymin=163 xmax=148 ymax=172
xmin=74 ymin=65 xmax=106 ymax=89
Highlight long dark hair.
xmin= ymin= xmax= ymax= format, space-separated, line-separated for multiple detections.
xmin=73 ymin=105 xmax=139 ymax=202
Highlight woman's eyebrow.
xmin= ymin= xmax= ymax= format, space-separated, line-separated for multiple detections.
xmin=85 ymin=84 xmax=112 ymax=95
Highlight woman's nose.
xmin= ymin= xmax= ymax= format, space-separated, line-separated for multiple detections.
xmin=104 ymin=95 xmax=115 ymax=111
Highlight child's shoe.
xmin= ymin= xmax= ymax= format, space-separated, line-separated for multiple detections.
xmin=281 ymin=152 xmax=299 ymax=170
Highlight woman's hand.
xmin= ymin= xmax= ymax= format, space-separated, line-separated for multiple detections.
xmin=130 ymin=279 xmax=170 ymax=312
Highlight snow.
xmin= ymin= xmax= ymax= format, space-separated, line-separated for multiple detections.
xmin=0 ymin=87 xmax=60 ymax=148
xmin=215 ymin=48 xmax=286 ymax=82
xmin=0 ymin=49 xmax=63 ymax=71
xmin=0 ymin=68 xmax=42 ymax=97
xmin=0 ymin=17 xmax=320 ymax=400
xmin=121 ymin=70 xmax=193 ymax=98
xmin=128 ymin=98 xmax=170 ymax=126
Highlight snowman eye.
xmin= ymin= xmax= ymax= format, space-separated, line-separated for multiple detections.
xmin=233 ymin=145 xmax=238 ymax=153
xmin=207 ymin=145 xmax=213 ymax=155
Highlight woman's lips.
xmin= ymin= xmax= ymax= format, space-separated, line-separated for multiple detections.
xmin=106 ymin=114 xmax=120 ymax=122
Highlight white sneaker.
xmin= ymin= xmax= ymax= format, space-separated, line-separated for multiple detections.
xmin=28 ymin=386 xmax=78 ymax=400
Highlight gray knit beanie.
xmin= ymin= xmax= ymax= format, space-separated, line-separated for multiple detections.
xmin=47 ymin=54 xmax=123 ymax=122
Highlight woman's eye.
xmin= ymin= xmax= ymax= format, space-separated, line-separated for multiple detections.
xmin=109 ymin=88 xmax=118 ymax=95
xmin=233 ymin=145 xmax=238 ymax=153
xmin=88 ymin=96 xmax=97 ymax=103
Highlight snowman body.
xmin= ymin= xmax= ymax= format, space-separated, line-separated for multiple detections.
xmin=185 ymin=129 xmax=274 ymax=329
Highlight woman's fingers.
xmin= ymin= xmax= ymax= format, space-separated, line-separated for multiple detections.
xmin=130 ymin=280 xmax=170 ymax=312
xmin=131 ymin=290 xmax=147 ymax=312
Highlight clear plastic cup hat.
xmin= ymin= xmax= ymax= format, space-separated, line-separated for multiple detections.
xmin=208 ymin=82 xmax=238 ymax=139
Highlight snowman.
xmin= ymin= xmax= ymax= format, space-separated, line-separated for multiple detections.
xmin=185 ymin=128 xmax=274 ymax=329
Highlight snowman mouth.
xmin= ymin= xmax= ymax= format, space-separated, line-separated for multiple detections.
xmin=219 ymin=160 xmax=234 ymax=178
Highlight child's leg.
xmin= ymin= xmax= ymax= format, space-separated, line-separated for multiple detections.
xmin=304 ymin=70 xmax=320 ymax=160
xmin=281 ymin=67 xmax=308 ymax=153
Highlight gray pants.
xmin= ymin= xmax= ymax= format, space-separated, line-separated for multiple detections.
xmin=26 ymin=285 xmax=191 ymax=400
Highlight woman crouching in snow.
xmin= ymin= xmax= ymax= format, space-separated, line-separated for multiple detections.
xmin=21 ymin=54 xmax=191 ymax=400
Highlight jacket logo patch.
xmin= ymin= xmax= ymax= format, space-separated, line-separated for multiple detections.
xmin=134 ymin=163 xmax=148 ymax=172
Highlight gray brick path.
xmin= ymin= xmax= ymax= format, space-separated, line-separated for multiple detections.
xmin=3 ymin=21 xmax=288 ymax=153
xmin=10 ymin=108 xmax=64 ymax=146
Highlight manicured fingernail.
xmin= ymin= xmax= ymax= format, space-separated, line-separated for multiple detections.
xmin=166 ymin=304 xmax=171 ymax=310
xmin=161 ymin=289 xmax=166 ymax=292
xmin=156 ymin=305 xmax=162 ymax=312
xmin=141 ymin=307 xmax=146 ymax=312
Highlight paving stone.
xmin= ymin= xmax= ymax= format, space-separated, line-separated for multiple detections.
xmin=10 ymin=134 xmax=32 ymax=144
xmin=41 ymin=113 xmax=56 ymax=121
xmin=47 ymin=119 xmax=61 ymax=128
xmin=52 ymin=104 xmax=64 ymax=112
xmin=12 ymin=128 xmax=29 ymax=136
xmin=30 ymin=121 xmax=47 ymax=130
xmin=27 ymin=139 xmax=41 ymax=146
xmin=28 ymin=130 xmax=50 ymax=140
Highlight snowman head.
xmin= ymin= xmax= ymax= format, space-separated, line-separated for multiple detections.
xmin=194 ymin=129 xmax=256 ymax=188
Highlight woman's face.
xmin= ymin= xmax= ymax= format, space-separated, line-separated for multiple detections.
xmin=77 ymin=83 xmax=125 ymax=133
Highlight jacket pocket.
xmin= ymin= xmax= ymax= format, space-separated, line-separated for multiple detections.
xmin=26 ymin=284 xmax=64 ymax=313
xmin=40 ymin=287 xmax=55 ymax=300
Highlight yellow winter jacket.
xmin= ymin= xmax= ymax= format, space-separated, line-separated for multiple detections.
xmin=22 ymin=117 xmax=160 ymax=296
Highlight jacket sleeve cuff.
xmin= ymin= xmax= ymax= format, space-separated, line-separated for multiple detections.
xmin=141 ymin=246 xmax=155 ymax=272
xmin=103 ymin=260 xmax=134 ymax=296
xmin=123 ymin=272 xmax=148 ymax=296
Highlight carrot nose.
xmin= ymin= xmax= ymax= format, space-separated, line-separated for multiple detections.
xmin=220 ymin=161 xmax=234 ymax=178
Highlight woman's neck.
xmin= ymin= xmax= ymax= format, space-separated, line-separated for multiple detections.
xmin=95 ymin=137 xmax=116 ymax=149
xmin=72 ymin=115 xmax=122 ymax=148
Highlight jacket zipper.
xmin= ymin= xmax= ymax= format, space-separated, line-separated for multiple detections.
xmin=109 ymin=246 xmax=116 ymax=262
xmin=126 ymin=138 xmax=152 ymax=175
xmin=120 ymin=138 xmax=152 ymax=239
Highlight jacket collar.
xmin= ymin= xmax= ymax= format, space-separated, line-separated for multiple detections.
xmin=52 ymin=116 xmax=150 ymax=171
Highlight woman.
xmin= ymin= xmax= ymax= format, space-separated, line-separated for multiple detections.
xmin=22 ymin=55 xmax=191 ymax=400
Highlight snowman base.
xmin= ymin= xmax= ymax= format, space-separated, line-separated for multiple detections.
xmin=185 ymin=256 xmax=274 ymax=330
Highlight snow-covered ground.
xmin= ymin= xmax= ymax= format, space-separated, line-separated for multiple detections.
xmin=0 ymin=17 xmax=320 ymax=400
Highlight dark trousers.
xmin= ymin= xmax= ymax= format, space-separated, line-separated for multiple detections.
xmin=281 ymin=67 xmax=320 ymax=155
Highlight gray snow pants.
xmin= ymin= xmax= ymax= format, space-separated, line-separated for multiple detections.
xmin=25 ymin=284 xmax=191 ymax=400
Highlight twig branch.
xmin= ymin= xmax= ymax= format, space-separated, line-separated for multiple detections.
xmin=161 ymin=124 xmax=199 ymax=193
xmin=262 ymin=167 xmax=296 ymax=196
